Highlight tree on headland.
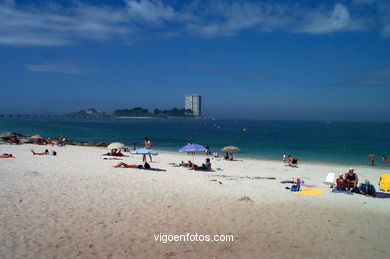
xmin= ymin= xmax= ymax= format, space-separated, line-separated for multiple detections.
xmin=113 ymin=107 xmax=195 ymax=117
xmin=113 ymin=107 xmax=151 ymax=117
xmin=153 ymin=108 xmax=162 ymax=115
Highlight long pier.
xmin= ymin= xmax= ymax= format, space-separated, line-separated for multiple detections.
xmin=0 ymin=114 xmax=107 ymax=119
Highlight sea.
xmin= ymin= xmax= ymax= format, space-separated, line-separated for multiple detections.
xmin=1 ymin=117 xmax=389 ymax=168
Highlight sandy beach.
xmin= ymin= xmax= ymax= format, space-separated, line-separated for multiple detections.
xmin=1 ymin=144 xmax=390 ymax=258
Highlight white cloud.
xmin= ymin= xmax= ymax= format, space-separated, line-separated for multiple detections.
xmin=184 ymin=2 xmax=367 ymax=37
xmin=126 ymin=0 xmax=175 ymax=24
xmin=24 ymin=62 xmax=96 ymax=74
xmin=0 ymin=0 xmax=132 ymax=46
xmin=297 ymin=3 xmax=365 ymax=34
xmin=0 ymin=0 xmax=387 ymax=47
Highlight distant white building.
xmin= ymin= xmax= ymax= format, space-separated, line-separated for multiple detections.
xmin=185 ymin=94 xmax=201 ymax=116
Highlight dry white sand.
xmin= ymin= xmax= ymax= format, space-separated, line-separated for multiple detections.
xmin=1 ymin=144 xmax=389 ymax=258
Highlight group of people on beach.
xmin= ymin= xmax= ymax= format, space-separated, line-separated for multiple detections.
xmin=223 ymin=152 xmax=234 ymax=161
xmin=179 ymin=158 xmax=212 ymax=171
xmin=335 ymin=168 xmax=377 ymax=196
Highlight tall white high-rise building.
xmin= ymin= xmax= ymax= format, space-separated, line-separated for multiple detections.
xmin=185 ymin=94 xmax=201 ymax=116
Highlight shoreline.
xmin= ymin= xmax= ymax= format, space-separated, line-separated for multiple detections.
xmin=127 ymin=147 xmax=390 ymax=170
xmin=2 ymin=140 xmax=388 ymax=169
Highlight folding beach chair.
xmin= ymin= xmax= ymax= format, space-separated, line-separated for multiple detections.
xmin=379 ymin=174 xmax=390 ymax=192
xmin=323 ymin=173 xmax=335 ymax=187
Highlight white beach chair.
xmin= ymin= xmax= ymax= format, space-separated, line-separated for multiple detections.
xmin=323 ymin=173 xmax=335 ymax=187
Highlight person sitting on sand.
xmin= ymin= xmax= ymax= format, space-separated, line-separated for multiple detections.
xmin=8 ymin=135 xmax=21 ymax=145
xmin=229 ymin=153 xmax=234 ymax=161
xmin=180 ymin=160 xmax=193 ymax=168
xmin=194 ymin=158 xmax=212 ymax=171
xmin=223 ymin=152 xmax=229 ymax=160
xmin=288 ymin=157 xmax=298 ymax=168
xmin=345 ymin=168 xmax=358 ymax=189
xmin=336 ymin=174 xmax=347 ymax=191
xmin=103 ymin=149 xmax=128 ymax=157
xmin=31 ymin=149 xmax=57 ymax=156
xmin=0 ymin=153 xmax=15 ymax=158
xmin=359 ymin=179 xmax=376 ymax=196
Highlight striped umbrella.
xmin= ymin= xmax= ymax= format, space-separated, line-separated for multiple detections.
xmin=178 ymin=143 xmax=206 ymax=163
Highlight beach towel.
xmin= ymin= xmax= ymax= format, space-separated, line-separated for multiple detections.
xmin=379 ymin=174 xmax=390 ymax=192
xmin=302 ymin=184 xmax=317 ymax=188
xmin=296 ymin=188 xmax=325 ymax=196
xmin=332 ymin=189 xmax=353 ymax=195
xmin=373 ymin=192 xmax=390 ymax=199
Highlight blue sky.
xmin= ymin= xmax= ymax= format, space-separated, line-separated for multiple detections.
xmin=0 ymin=0 xmax=389 ymax=121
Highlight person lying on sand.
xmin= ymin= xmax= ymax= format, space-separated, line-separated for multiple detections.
xmin=345 ymin=168 xmax=358 ymax=189
xmin=114 ymin=162 xmax=166 ymax=171
xmin=31 ymin=149 xmax=57 ymax=156
xmin=114 ymin=162 xmax=145 ymax=169
xmin=102 ymin=149 xmax=128 ymax=157
xmin=0 ymin=153 xmax=15 ymax=158
xmin=180 ymin=160 xmax=194 ymax=168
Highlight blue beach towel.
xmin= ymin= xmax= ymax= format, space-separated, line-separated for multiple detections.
xmin=373 ymin=192 xmax=390 ymax=199
xmin=332 ymin=189 xmax=353 ymax=195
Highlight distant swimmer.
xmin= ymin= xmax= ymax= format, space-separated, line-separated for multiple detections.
xmin=242 ymin=128 xmax=247 ymax=132
xmin=382 ymin=155 xmax=388 ymax=163
xmin=369 ymin=152 xmax=375 ymax=166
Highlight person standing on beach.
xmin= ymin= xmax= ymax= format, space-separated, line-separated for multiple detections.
xmin=205 ymin=144 xmax=211 ymax=155
xmin=369 ymin=152 xmax=375 ymax=166
xmin=144 ymin=137 xmax=152 ymax=162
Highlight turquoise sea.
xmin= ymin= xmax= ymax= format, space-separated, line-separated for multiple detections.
xmin=1 ymin=118 xmax=389 ymax=167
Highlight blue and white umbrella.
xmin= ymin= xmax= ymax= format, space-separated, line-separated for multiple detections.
xmin=131 ymin=148 xmax=158 ymax=155
xmin=178 ymin=144 xmax=206 ymax=152
xmin=178 ymin=144 xmax=206 ymax=163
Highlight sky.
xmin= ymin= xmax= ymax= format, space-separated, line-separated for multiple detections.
xmin=0 ymin=0 xmax=389 ymax=121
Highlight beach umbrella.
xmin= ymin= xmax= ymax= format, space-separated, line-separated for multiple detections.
xmin=30 ymin=134 xmax=43 ymax=139
xmin=131 ymin=148 xmax=158 ymax=155
xmin=107 ymin=142 xmax=124 ymax=150
xmin=179 ymin=144 xmax=206 ymax=152
xmin=178 ymin=143 xmax=206 ymax=163
xmin=131 ymin=148 xmax=158 ymax=161
xmin=221 ymin=146 xmax=240 ymax=152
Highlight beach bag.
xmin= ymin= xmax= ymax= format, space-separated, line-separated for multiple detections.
xmin=351 ymin=187 xmax=360 ymax=193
